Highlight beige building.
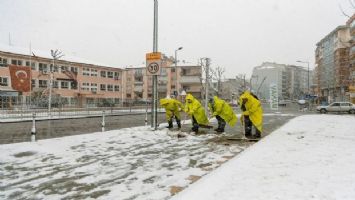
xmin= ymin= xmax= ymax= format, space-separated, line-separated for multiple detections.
xmin=347 ymin=14 xmax=355 ymax=103
xmin=315 ymin=21 xmax=352 ymax=103
xmin=0 ymin=45 xmax=203 ymax=109
xmin=123 ymin=63 xmax=202 ymax=102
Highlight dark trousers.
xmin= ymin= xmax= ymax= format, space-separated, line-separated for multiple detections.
xmin=192 ymin=116 xmax=199 ymax=132
xmin=168 ymin=115 xmax=181 ymax=128
xmin=216 ymin=115 xmax=226 ymax=130
xmin=244 ymin=115 xmax=260 ymax=136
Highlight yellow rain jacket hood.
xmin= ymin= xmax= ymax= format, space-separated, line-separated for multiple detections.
xmin=239 ymin=91 xmax=263 ymax=132
xmin=184 ymin=94 xmax=209 ymax=125
xmin=160 ymin=98 xmax=184 ymax=120
xmin=209 ymin=96 xmax=237 ymax=127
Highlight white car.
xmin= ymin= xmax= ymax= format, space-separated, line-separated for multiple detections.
xmin=316 ymin=102 xmax=355 ymax=114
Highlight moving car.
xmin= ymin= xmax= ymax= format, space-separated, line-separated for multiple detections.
xmin=316 ymin=102 xmax=355 ymax=114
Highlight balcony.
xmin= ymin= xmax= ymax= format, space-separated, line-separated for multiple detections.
xmin=180 ymin=76 xmax=201 ymax=84
xmin=158 ymin=85 xmax=167 ymax=92
xmin=134 ymin=85 xmax=143 ymax=92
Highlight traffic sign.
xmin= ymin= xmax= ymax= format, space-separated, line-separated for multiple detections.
xmin=146 ymin=52 xmax=162 ymax=61
xmin=146 ymin=52 xmax=162 ymax=76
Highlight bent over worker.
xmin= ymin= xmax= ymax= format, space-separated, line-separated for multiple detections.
xmin=184 ymin=94 xmax=209 ymax=132
xmin=239 ymin=91 xmax=263 ymax=138
xmin=209 ymin=96 xmax=237 ymax=133
xmin=160 ymin=96 xmax=184 ymax=129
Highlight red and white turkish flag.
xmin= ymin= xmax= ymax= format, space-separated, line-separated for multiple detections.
xmin=9 ymin=65 xmax=31 ymax=92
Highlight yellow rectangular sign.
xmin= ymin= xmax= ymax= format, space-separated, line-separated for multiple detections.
xmin=146 ymin=52 xmax=162 ymax=61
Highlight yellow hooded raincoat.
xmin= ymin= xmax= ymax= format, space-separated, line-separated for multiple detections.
xmin=239 ymin=91 xmax=263 ymax=132
xmin=160 ymin=98 xmax=184 ymax=120
xmin=184 ymin=94 xmax=209 ymax=125
xmin=209 ymin=96 xmax=237 ymax=127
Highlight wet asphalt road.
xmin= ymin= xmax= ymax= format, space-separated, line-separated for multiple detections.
xmin=0 ymin=103 xmax=309 ymax=144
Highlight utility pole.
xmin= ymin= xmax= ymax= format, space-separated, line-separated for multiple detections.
xmin=203 ymin=58 xmax=211 ymax=116
xmin=151 ymin=0 xmax=159 ymax=129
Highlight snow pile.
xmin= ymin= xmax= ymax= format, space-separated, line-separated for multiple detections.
xmin=0 ymin=125 xmax=246 ymax=200
xmin=171 ymin=115 xmax=355 ymax=200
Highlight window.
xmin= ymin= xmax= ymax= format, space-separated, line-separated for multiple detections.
xmin=81 ymin=82 xmax=90 ymax=91
xmin=107 ymin=84 xmax=113 ymax=91
xmin=0 ymin=57 xmax=8 ymax=67
xmin=100 ymin=84 xmax=106 ymax=91
xmin=31 ymin=79 xmax=36 ymax=88
xmin=107 ymin=71 xmax=114 ymax=78
xmin=114 ymin=85 xmax=120 ymax=91
xmin=114 ymin=72 xmax=119 ymax=78
xmin=50 ymin=64 xmax=59 ymax=72
xmin=39 ymin=80 xmax=48 ymax=88
xmin=0 ymin=77 xmax=8 ymax=86
xmin=53 ymin=81 xmax=59 ymax=88
xmin=82 ymin=68 xmax=90 ymax=76
xmin=61 ymin=66 xmax=69 ymax=72
xmin=11 ymin=59 xmax=22 ymax=66
xmin=71 ymin=67 xmax=78 ymax=74
xmin=91 ymin=83 xmax=97 ymax=92
xmin=71 ymin=81 xmax=78 ymax=90
xmin=331 ymin=103 xmax=340 ymax=107
xmin=60 ymin=81 xmax=69 ymax=89
xmin=39 ymin=63 xmax=48 ymax=72
xmin=101 ymin=71 xmax=107 ymax=78
xmin=127 ymin=94 xmax=131 ymax=98
xmin=91 ymin=69 xmax=98 ymax=77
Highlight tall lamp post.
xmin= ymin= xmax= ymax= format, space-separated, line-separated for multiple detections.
xmin=296 ymin=60 xmax=310 ymax=96
xmin=174 ymin=47 xmax=183 ymax=96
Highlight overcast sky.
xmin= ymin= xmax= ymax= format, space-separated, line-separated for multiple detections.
xmin=0 ymin=0 xmax=352 ymax=77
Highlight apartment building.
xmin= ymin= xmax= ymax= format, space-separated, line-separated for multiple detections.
xmin=124 ymin=63 xmax=202 ymax=102
xmin=347 ymin=15 xmax=355 ymax=103
xmin=0 ymin=45 xmax=123 ymax=109
xmin=315 ymin=24 xmax=352 ymax=103
xmin=251 ymin=62 xmax=311 ymax=100
xmin=0 ymin=45 xmax=203 ymax=109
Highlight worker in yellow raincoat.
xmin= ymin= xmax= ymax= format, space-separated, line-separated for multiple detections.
xmin=208 ymin=96 xmax=237 ymax=133
xmin=160 ymin=96 xmax=184 ymax=129
xmin=184 ymin=94 xmax=209 ymax=132
xmin=239 ymin=91 xmax=263 ymax=138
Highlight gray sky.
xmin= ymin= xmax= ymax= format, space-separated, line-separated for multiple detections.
xmin=0 ymin=0 xmax=352 ymax=77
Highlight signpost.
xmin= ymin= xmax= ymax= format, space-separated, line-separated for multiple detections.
xmin=146 ymin=52 xmax=161 ymax=76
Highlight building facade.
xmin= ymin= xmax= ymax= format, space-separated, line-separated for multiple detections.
xmin=251 ymin=62 xmax=311 ymax=100
xmin=347 ymin=15 xmax=355 ymax=103
xmin=0 ymin=45 xmax=203 ymax=109
xmin=315 ymin=24 xmax=352 ymax=103
xmin=124 ymin=63 xmax=202 ymax=102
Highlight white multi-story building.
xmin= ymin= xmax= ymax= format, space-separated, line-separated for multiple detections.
xmin=251 ymin=62 xmax=312 ymax=100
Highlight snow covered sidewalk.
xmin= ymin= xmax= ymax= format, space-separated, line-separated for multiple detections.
xmin=172 ymin=115 xmax=355 ymax=200
xmin=0 ymin=125 xmax=248 ymax=200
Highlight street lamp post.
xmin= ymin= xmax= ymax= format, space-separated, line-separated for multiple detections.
xmin=174 ymin=47 xmax=183 ymax=96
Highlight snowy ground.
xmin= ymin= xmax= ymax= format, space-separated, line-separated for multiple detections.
xmin=0 ymin=124 xmax=251 ymax=200
xmin=171 ymin=115 xmax=355 ymax=200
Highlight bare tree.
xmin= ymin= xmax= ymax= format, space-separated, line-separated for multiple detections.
xmin=338 ymin=1 xmax=355 ymax=18
xmin=211 ymin=66 xmax=225 ymax=96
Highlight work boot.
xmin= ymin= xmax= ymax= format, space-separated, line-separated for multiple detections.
xmin=245 ymin=133 xmax=252 ymax=138
xmin=167 ymin=120 xmax=173 ymax=129
xmin=191 ymin=126 xmax=198 ymax=133
xmin=177 ymin=120 xmax=181 ymax=129
xmin=253 ymin=132 xmax=261 ymax=139
xmin=214 ymin=128 xmax=224 ymax=133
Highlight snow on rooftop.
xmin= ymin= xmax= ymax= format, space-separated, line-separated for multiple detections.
xmin=172 ymin=115 xmax=355 ymax=200
xmin=0 ymin=43 xmax=115 ymax=67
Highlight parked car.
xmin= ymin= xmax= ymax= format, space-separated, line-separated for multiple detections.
xmin=316 ymin=102 xmax=355 ymax=114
